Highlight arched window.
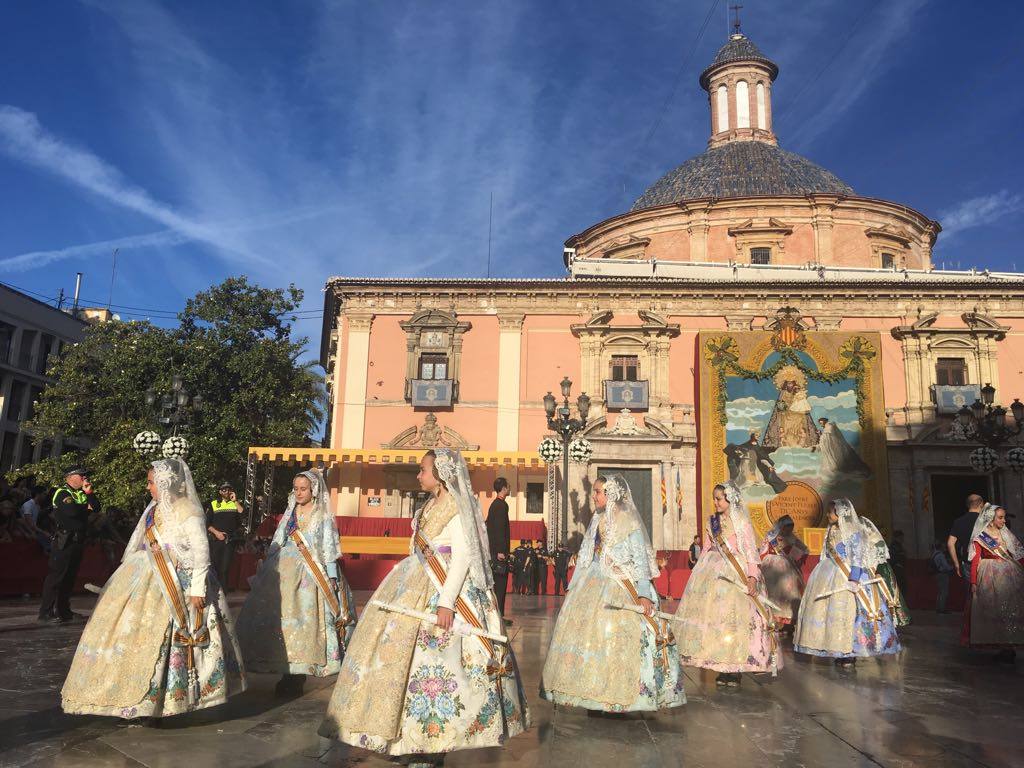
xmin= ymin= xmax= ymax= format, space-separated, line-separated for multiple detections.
xmin=716 ymin=84 xmax=729 ymax=132
xmin=756 ymin=82 xmax=767 ymax=129
xmin=735 ymin=80 xmax=750 ymax=129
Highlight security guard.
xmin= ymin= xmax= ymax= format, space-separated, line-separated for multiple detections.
xmin=38 ymin=467 xmax=101 ymax=623
xmin=207 ymin=482 xmax=243 ymax=590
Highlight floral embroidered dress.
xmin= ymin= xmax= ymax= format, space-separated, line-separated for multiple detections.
xmin=861 ymin=518 xmax=911 ymax=627
xmin=675 ymin=484 xmax=778 ymax=673
xmin=758 ymin=517 xmax=808 ymax=625
xmin=541 ymin=475 xmax=685 ymax=712
xmin=62 ymin=459 xmax=246 ymax=718
xmin=236 ymin=470 xmax=356 ymax=676
xmin=319 ymin=454 xmax=529 ymax=757
xmin=794 ymin=501 xmax=900 ymax=659
xmin=961 ymin=505 xmax=1024 ymax=648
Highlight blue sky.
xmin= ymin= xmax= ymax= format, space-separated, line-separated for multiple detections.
xmin=1 ymin=1 xmax=1022 ymax=349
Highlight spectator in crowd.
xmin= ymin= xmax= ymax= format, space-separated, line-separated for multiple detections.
xmin=930 ymin=540 xmax=955 ymax=613
xmin=18 ymin=486 xmax=51 ymax=549
xmin=889 ymin=529 xmax=909 ymax=596
xmin=948 ymin=494 xmax=985 ymax=579
xmin=0 ymin=499 xmax=16 ymax=543
xmin=485 ymin=477 xmax=511 ymax=619
xmin=688 ymin=534 xmax=701 ymax=568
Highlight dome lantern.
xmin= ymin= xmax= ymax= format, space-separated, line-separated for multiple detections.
xmin=700 ymin=26 xmax=779 ymax=149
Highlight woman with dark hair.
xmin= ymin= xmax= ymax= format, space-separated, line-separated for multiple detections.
xmin=62 ymin=458 xmax=245 ymax=719
xmin=541 ymin=474 xmax=685 ymax=712
xmin=320 ymin=449 xmax=529 ymax=766
xmin=236 ymin=469 xmax=355 ymax=694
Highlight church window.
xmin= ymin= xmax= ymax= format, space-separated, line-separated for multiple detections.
xmin=750 ymin=247 xmax=771 ymax=265
xmin=716 ymin=84 xmax=729 ymax=132
xmin=418 ymin=354 xmax=448 ymax=380
xmin=881 ymin=252 xmax=895 ymax=269
xmin=735 ymin=80 xmax=750 ymax=129
xmin=610 ymin=355 xmax=639 ymax=382
xmin=935 ymin=358 xmax=968 ymax=387
xmin=756 ymin=82 xmax=767 ymax=129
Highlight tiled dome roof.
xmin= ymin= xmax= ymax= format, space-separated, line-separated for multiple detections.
xmin=631 ymin=141 xmax=854 ymax=211
xmin=700 ymin=34 xmax=778 ymax=89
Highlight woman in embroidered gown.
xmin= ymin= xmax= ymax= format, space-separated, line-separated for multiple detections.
xmin=961 ymin=504 xmax=1024 ymax=661
xmin=675 ymin=482 xmax=778 ymax=686
xmin=541 ymin=475 xmax=685 ymax=712
xmin=794 ymin=498 xmax=900 ymax=666
xmin=759 ymin=515 xmax=809 ymax=628
xmin=236 ymin=469 xmax=356 ymax=694
xmin=860 ymin=517 xmax=911 ymax=627
xmin=62 ymin=458 xmax=245 ymax=718
xmin=319 ymin=449 xmax=529 ymax=764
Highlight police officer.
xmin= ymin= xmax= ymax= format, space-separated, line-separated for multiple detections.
xmin=38 ymin=467 xmax=101 ymax=623
xmin=207 ymin=482 xmax=244 ymax=590
xmin=532 ymin=540 xmax=549 ymax=596
xmin=553 ymin=544 xmax=572 ymax=596
xmin=512 ymin=540 xmax=529 ymax=594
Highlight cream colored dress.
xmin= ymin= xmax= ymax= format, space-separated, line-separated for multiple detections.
xmin=319 ymin=492 xmax=530 ymax=755
xmin=62 ymin=498 xmax=246 ymax=718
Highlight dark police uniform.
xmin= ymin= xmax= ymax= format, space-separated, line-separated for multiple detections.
xmin=39 ymin=482 xmax=101 ymax=621
xmin=207 ymin=497 xmax=241 ymax=588
xmin=512 ymin=543 xmax=529 ymax=594
xmin=553 ymin=545 xmax=572 ymax=595
xmin=532 ymin=544 xmax=549 ymax=595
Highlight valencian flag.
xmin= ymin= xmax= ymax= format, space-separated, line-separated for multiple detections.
xmin=675 ymin=464 xmax=684 ymax=519
xmin=660 ymin=465 xmax=668 ymax=516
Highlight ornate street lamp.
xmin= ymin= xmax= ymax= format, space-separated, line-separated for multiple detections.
xmin=956 ymin=385 xmax=1024 ymax=472
xmin=543 ymin=377 xmax=591 ymax=546
xmin=146 ymin=377 xmax=203 ymax=436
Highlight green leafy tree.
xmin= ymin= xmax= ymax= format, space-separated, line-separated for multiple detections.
xmin=12 ymin=277 xmax=324 ymax=515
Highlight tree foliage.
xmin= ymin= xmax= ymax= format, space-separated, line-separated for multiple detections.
xmin=13 ymin=277 xmax=324 ymax=514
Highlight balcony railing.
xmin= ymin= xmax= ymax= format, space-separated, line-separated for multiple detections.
xmin=604 ymin=379 xmax=649 ymax=411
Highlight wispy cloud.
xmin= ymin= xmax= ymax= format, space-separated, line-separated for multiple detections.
xmin=938 ymin=190 xmax=1024 ymax=239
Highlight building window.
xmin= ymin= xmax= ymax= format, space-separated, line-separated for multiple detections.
xmin=0 ymin=323 xmax=15 ymax=365
xmin=418 ymin=353 xmax=448 ymax=380
xmin=17 ymin=330 xmax=37 ymax=371
xmin=935 ymin=358 xmax=968 ymax=386
xmin=37 ymin=334 xmax=55 ymax=375
xmin=756 ymin=82 xmax=767 ymax=129
xmin=6 ymin=380 xmax=27 ymax=422
xmin=27 ymin=386 xmax=43 ymax=420
xmin=526 ymin=482 xmax=545 ymax=516
xmin=881 ymin=252 xmax=895 ymax=269
xmin=716 ymin=84 xmax=729 ymax=132
xmin=0 ymin=432 xmax=17 ymax=472
xmin=750 ymin=247 xmax=771 ymax=265
xmin=610 ymin=355 xmax=639 ymax=382
xmin=735 ymin=80 xmax=750 ymax=129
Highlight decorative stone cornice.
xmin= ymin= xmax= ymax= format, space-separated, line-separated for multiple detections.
xmin=890 ymin=311 xmax=1009 ymax=341
xmin=346 ymin=312 xmax=375 ymax=331
xmin=497 ymin=313 xmax=526 ymax=330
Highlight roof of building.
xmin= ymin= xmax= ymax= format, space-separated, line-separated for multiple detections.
xmin=631 ymin=141 xmax=855 ymax=211
xmin=700 ymin=33 xmax=779 ymax=88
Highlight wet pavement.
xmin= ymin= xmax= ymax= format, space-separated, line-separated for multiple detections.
xmin=0 ymin=592 xmax=1020 ymax=767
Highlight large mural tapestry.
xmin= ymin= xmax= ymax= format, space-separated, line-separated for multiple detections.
xmin=698 ymin=320 xmax=890 ymax=540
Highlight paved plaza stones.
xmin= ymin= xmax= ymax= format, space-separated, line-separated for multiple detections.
xmin=0 ymin=593 xmax=1020 ymax=768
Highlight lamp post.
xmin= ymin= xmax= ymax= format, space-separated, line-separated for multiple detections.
xmin=955 ymin=383 xmax=1024 ymax=449
xmin=543 ymin=376 xmax=591 ymax=546
xmin=145 ymin=375 xmax=204 ymax=436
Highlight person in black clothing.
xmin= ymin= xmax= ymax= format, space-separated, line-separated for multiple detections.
xmin=688 ymin=535 xmax=701 ymax=568
xmin=485 ymin=477 xmax=512 ymax=618
xmin=520 ymin=542 xmax=536 ymax=594
xmin=532 ymin=540 xmax=549 ymax=595
xmin=38 ymin=468 xmax=101 ymax=623
xmin=512 ymin=541 xmax=529 ymax=594
xmin=552 ymin=545 xmax=572 ymax=595
xmin=948 ymin=493 xmax=985 ymax=579
xmin=889 ymin=529 xmax=909 ymax=596
xmin=207 ymin=482 xmax=244 ymax=590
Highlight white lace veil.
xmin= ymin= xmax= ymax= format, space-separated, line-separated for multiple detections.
xmin=832 ymin=497 xmax=885 ymax=570
xmin=721 ymin=481 xmax=760 ymax=566
xmin=432 ymin=448 xmax=493 ymax=591
xmin=273 ymin=468 xmax=340 ymax=565
xmin=125 ymin=457 xmax=203 ymax=558
xmin=859 ymin=516 xmax=891 ymax=564
xmin=602 ymin=474 xmax=659 ymax=581
xmin=968 ymin=503 xmax=1024 ymax=561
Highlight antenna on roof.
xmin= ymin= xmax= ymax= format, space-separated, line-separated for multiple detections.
xmin=486 ymin=191 xmax=494 ymax=279
xmin=108 ymin=248 xmax=119 ymax=309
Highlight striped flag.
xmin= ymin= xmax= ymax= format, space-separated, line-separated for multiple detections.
xmin=660 ymin=465 xmax=668 ymax=516
xmin=675 ymin=464 xmax=684 ymax=519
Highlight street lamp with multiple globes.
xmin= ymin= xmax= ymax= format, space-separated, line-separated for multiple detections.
xmin=543 ymin=376 xmax=591 ymax=546
xmin=955 ymin=383 xmax=1024 ymax=449
xmin=145 ymin=375 xmax=204 ymax=436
